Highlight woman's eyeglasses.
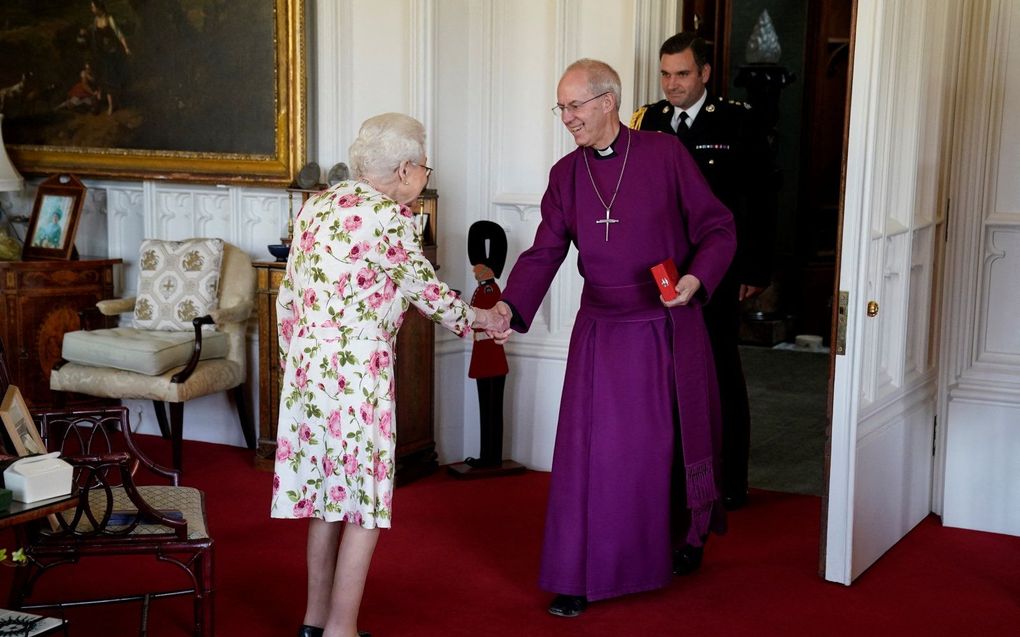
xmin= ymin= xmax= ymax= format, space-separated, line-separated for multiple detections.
xmin=412 ymin=163 xmax=433 ymax=180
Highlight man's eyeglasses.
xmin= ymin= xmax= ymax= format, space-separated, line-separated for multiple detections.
xmin=551 ymin=91 xmax=610 ymax=117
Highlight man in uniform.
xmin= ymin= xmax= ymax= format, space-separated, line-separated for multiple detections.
xmin=631 ymin=32 xmax=777 ymax=514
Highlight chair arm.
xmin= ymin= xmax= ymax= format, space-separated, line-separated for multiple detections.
xmin=96 ymin=297 xmax=137 ymax=316
xmin=209 ymin=299 xmax=254 ymax=325
xmin=57 ymin=453 xmax=188 ymax=539
xmin=170 ymin=315 xmax=215 ymax=384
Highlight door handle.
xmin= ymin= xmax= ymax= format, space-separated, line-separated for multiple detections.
xmin=867 ymin=301 xmax=879 ymax=318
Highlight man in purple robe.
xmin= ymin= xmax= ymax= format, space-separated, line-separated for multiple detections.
xmin=494 ymin=59 xmax=737 ymax=617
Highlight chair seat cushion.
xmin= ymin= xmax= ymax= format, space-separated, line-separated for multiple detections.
xmin=62 ymin=327 xmax=229 ymax=376
xmin=49 ymin=485 xmax=208 ymax=540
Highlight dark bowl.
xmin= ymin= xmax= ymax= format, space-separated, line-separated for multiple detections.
xmin=267 ymin=244 xmax=290 ymax=262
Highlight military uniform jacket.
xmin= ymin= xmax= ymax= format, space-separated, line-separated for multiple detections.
xmin=630 ymin=96 xmax=776 ymax=288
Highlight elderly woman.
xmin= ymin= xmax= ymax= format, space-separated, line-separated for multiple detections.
xmin=273 ymin=113 xmax=507 ymax=637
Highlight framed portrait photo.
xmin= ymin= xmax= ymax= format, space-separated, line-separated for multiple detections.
xmin=0 ymin=385 xmax=46 ymax=457
xmin=22 ymin=174 xmax=86 ymax=261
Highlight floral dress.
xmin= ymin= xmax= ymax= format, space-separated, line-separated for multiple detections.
xmin=271 ymin=181 xmax=474 ymax=528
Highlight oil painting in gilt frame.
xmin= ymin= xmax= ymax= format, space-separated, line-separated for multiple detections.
xmin=0 ymin=0 xmax=306 ymax=185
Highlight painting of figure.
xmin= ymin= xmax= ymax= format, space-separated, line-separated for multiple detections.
xmin=0 ymin=0 xmax=304 ymax=184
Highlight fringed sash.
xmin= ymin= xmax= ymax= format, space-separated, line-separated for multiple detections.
xmin=580 ymin=280 xmax=719 ymax=546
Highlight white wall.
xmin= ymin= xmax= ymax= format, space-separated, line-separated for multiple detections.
xmin=939 ymin=0 xmax=1020 ymax=536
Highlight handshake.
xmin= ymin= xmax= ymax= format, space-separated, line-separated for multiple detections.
xmin=470 ymin=301 xmax=514 ymax=345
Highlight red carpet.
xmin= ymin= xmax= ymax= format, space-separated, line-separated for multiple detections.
xmin=3 ymin=435 xmax=1019 ymax=636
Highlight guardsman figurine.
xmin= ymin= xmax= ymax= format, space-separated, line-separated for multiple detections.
xmin=449 ymin=221 xmax=525 ymax=477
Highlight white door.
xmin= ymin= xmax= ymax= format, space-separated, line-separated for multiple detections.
xmin=824 ymin=0 xmax=958 ymax=584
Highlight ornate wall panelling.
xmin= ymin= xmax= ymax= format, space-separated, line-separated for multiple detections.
xmin=940 ymin=0 xmax=1020 ymax=536
xmin=313 ymin=0 xmax=354 ymax=169
xmin=979 ymin=225 xmax=1020 ymax=363
xmin=942 ymin=0 xmax=1012 ymax=397
xmin=633 ymin=0 xmax=681 ymax=107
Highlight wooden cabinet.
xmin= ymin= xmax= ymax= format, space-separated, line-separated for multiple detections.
xmin=254 ymin=193 xmax=440 ymax=484
xmin=0 ymin=258 xmax=120 ymax=408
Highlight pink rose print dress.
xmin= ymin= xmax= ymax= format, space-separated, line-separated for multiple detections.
xmin=271 ymin=181 xmax=474 ymax=528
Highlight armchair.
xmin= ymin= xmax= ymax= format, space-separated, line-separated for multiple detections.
xmin=49 ymin=241 xmax=257 ymax=471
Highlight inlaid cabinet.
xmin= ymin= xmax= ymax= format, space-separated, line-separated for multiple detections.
xmin=0 ymin=258 xmax=120 ymax=408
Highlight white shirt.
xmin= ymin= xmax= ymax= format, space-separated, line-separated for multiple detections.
xmin=670 ymin=90 xmax=709 ymax=131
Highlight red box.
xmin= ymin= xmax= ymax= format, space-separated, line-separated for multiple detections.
xmin=650 ymin=258 xmax=680 ymax=301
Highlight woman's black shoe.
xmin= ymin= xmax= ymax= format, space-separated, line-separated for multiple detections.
xmin=547 ymin=594 xmax=587 ymax=617
xmin=672 ymin=544 xmax=704 ymax=575
xmin=297 ymin=627 xmax=370 ymax=637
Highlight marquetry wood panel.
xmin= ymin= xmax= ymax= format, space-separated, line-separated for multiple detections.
xmin=0 ymin=258 xmax=120 ymax=408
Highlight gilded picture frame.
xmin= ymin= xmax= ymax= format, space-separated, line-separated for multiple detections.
xmin=21 ymin=174 xmax=86 ymax=261
xmin=0 ymin=0 xmax=306 ymax=185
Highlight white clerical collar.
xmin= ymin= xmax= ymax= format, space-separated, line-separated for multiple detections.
xmin=671 ymin=90 xmax=709 ymax=129
xmin=592 ymin=126 xmax=622 ymax=159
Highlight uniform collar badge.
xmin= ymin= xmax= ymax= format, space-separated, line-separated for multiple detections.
xmin=706 ymin=104 xmax=716 ymax=113
xmin=662 ymin=105 xmax=670 ymax=113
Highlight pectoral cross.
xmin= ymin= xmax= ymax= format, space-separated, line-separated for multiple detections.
xmin=596 ymin=208 xmax=619 ymax=241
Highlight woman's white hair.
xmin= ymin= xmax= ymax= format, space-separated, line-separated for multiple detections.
xmin=348 ymin=113 xmax=426 ymax=179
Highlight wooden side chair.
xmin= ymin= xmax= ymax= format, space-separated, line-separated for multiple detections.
xmin=8 ymin=406 xmax=214 ymax=637
xmin=49 ymin=239 xmax=257 ymax=471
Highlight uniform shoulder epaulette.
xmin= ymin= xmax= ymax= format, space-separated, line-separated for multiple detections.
xmin=629 ymin=105 xmax=650 ymax=129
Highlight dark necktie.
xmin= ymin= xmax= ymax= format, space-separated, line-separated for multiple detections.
xmin=676 ymin=111 xmax=691 ymax=141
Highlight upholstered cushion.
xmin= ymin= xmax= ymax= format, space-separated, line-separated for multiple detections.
xmin=50 ymin=485 xmax=208 ymax=540
xmin=62 ymin=327 xmax=229 ymax=376
xmin=51 ymin=358 xmax=243 ymax=403
xmin=134 ymin=238 xmax=224 ymax=331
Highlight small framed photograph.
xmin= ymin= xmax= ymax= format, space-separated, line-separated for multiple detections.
xmin=0 ymin=385 xmax=46 ymax=456
xmin=21 ymin=174 xmax=86 ymax=261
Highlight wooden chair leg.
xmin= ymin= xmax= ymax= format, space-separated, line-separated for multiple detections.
xmin=152 ymin=400 xmax=173 ymax=439
xmin=201 ymin=544 xmax=215 ymax=637
xmin=231 ymin=385 xmax=256 ymax=450
xmin=169 ymin=401 xmax=184 ymax=472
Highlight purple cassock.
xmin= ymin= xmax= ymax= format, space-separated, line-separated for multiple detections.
xmin=501 ymin=125 xmax=736 ymax=601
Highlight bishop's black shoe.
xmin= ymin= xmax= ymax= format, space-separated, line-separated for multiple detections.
xmin=672 ymin=544 xmax=704 ymax=575
xmin=548 ymin=594 xmax=588 ymax=617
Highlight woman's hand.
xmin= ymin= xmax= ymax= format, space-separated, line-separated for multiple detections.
xmin=471 ymin=302 xmax=514 ymax=344
xmin=471 ymin=306 xmax=510 ymax=334
xmin=661 ymin=274 xmax=701 ymax=307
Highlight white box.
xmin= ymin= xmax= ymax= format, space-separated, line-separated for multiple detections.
xmin=3 ymin=452 xmax=73 ymax=503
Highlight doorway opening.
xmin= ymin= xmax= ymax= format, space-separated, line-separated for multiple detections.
xmin=685 ymin=0 xmax=852 ymax=499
